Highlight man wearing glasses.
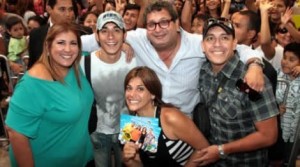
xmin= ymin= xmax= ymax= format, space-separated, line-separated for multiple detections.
xmin=192 ymin=18 xmax=279 ymax=166
xmin=125 ymin=1 xmax=265 ymax=117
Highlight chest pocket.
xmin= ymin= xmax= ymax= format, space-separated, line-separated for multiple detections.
xmin=216 ymin=89 xmax=245 ymax=120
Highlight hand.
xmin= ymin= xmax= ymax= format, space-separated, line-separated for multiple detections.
xmin=122 ymin=43 xmax=135 ymax=63
xmin=291 ymin=65 xmax=300 ymax=77
xmin=115 ymin=0 xmax=126 ymax=15
xmin=279 ymin=104 xmax=286 ymax=115
xmin=244 ymin=64 xmax=265 ymax=92
xmin=123 ymin=142 xmax=140 ymax=162
xmin=259 ymin=0 xmax=273 ymax=12
xmin=10 ymin=61 xmax=24 ymax=75
xmin=281 ymin=7 xmax=293 ymax=25
xmin=191 ymin=145 xmax=219 ymax=166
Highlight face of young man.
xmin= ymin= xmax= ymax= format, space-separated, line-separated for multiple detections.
xmin=96 ymin=22 xmax=126 ymax=57
xmin=231 ymin=13 xmax=251 ymax=45
xmin=47 ymin=0 xmax=75 ymax=24
xmin=123 ymin=9 xmax=139 ymax=31
xmin=201 ymin=26 xmax=237 ymax=73
xmin=269 ymin=0 xmax=286 ymax=22
xmin=146 ymin=9 xmax=179 ymax=51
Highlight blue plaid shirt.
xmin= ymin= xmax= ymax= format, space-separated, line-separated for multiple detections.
xmin=198 ymin=53 xmax=279 ymax=166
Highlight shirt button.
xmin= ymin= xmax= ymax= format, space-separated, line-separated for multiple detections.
xmin=214 ymin=78 xmax=218 ymax=82
xmin=212 ymin=109 xmax=216 ymax=113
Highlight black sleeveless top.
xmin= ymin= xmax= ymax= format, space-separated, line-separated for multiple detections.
xmin=139 ymin=106 xmax=194 ymax=166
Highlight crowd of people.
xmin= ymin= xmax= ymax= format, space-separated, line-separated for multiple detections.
xmin=0 ymin=0 xmax=299 ymax=166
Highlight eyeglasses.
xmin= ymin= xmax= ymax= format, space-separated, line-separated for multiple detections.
xmin=276 ymin=27 xmax=288 ymax=34
xmin=236 ymin=79 xmax=262 ymax=102
xmin=146 ymin=19 xmax=174 ymax=31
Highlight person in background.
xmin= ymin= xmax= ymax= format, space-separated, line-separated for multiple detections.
xmin=28 ymin=0 xmax=93 ymax=69
xmin=122 ymin=66 xmax=209 ymax=167
xmin=191 ymin=13 xmax=209 ymax=34
xmin=79 ymin=11 xmax=98 ymax=32
xmin=5 ymin=22 xmax=94 ymax=167
xmin=123 ymin=3 xmax=140 ymax=31
xmin=27 ymin=15 xmax=44 ymax=34
xmin=6 ymin=16 xmax=27 ymax=75
xmin=191 ymin=17 xmax=279 ymax=167
xmin=276 ymin=42 xmax=300 ymax=167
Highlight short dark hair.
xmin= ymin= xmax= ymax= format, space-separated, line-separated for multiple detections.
xmin=5 ymin=16 xmax=23 ymax=31
xmin=46 ymin=0 xmax=78 ymax=18
xmin=143 ymin=1 xmax=178 ymax=26
xmin=124 ymin=3 xmax=140 ymax=16
xmin=237 ymin=10 xmax=260 ymax=41
xmin=284 ymin=42 xmax=300 ymax=59
xmin=27 ymin=15 xmax=46 ymax=26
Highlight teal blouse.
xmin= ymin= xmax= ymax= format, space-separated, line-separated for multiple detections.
xmin=6 ymin=67 xmax=94 ymax=167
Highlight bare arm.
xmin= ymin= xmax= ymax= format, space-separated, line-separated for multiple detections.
xmin=161 ymin=108 xmax=210 ymax=167
xmin=282 ymin=8 xmax=300 ymax=43
xmin=181 ymin=0 xmax=193 ymax=32
xmin=95 ymin=0 xmax=104 ymax=14
xmin=259 ymin=0 xmax=275 ymax=60
xmin=220 ymin=0 xmax=231 ymax=19
xmin=7 ymin=126 xmax=34 ymax=167
xmin=135 ymin=0 xmax=149 ymax=28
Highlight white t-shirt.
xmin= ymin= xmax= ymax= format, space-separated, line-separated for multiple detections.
xmin=80 ymin=51 xmax=137 ymax=134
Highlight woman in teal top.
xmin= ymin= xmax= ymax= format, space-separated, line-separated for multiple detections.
xmin=5 ymin=22 xmax=94 ymax=167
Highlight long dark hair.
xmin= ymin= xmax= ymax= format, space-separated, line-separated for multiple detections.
xmin=124 ymin=66 xmax=176 ymax=108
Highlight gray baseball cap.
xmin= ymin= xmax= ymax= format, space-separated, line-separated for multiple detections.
xmin=97 ymin=11 xmax=125 ymax=30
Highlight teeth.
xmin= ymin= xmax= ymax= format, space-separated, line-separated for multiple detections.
xmin=62 ymin=55 xmax=72 ymax=59
xmin=129 ymin=100 xmax=139 ymax=104
xmin=213 ymin=51 xmax=223 ymax=54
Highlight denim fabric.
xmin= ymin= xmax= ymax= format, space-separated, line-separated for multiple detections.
xmin=90 ymin=132 xmax=121 ymax=167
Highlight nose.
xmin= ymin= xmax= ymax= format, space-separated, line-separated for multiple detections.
xmin=213 ymin=38 xmax=221 ymax=46
xmin=64 ymin=44 xmax=71 ymax=52
xmin=107 ymin=31 xmax=114 ymax=39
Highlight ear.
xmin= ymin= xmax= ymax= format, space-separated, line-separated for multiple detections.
xmin=123 ymin=32 xmax=127 ymax=42
xmin=46 ymin=5 xmax=52 ymax=14
xmin=175 ymin=19 xmax=180 ymax=31
xmin=233 ymin=38 xmax=238 ymax=50
xmin=151 ymin=95 xmax=155 ymax=100
xmin=95 ymin=32 xmax=100 ymax=42
xmin=201 ymin=40 xmax=205 ymax=52
xmin=247 ymin=30 xmax=256 ymax=41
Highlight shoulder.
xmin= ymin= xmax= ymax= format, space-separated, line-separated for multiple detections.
xmin=28 ymin=63 xmax=53 ymax=81
xmin=160 ymin=107 xmax=188 ymax=127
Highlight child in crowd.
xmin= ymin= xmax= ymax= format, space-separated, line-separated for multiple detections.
xmin=6 ymin=16 xmax=28 ymax=72
xmin=191 ymin=13 xmax=208 ymax=34
xmin=276 ymin=42 xmax=300 ymax=166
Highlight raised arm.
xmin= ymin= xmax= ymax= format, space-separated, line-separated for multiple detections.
xmin=115 ymin=0 xmax=126 ymax=16
xmin=282 ymin=8 xmax=300 ymax=43
xmin=135 ymin=0 xmax=149 ymax=28
xmin=220 ymin=0 xmax=231 ymax=19
xmin=181 ymin=0 xmax=193 ymax=32
xmin=259 ymin=0 xmax=275 ymax=60
xmin=95 ymin=0 xmax=104 ymax=14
